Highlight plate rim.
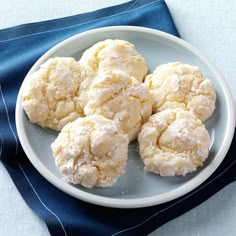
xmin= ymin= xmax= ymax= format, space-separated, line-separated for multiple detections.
xmin=15 ymin=25 xmax=236 ymax=208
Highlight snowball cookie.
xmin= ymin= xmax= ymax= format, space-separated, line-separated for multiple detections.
xmin=138 ymin=108 xmax=210 ymax=176
xmin=79 ymin=39 xmax=148 ymax=83
xmin=145 ymin=62 xmax=216 ymax=121
xmin=51 ymin=115 xmax=129 ymax=188
xmin=84 ymin=70 xmax=152 ymax=141
xmin=22 ymin=57 xmax=95 ymax=131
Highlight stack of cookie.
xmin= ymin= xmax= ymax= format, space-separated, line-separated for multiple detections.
xmin=21 ymin=40 xmax=216 ymax=188
xmin=22 ymin=40 xmax=151 ymax=188
xmin=139 ymin=62 xmax=216 ymax=176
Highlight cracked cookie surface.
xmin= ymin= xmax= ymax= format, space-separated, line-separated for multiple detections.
xmin=84 ymin=70 xmax=152 ymax=141
xmin=22 ymin=57 xmax=95 ymax=130
xmin=138 ymin=108 xmax=210 ymax=176
xmin=79 ymin=39 xmax=148 ymax=83
xmin=51 ymin=115 xmax=129 ymax=188
xmin=145 ymin=62 xmax=216 ymax=121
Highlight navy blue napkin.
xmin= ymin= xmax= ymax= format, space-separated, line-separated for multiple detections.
xmin=0 ymin=0 xmax=235 ymax=235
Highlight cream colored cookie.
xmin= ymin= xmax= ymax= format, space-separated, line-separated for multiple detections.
xmin=79 ymin=39 xmax=148 ymax=82
xmin=145 ymin=62 xmax=216 ymax=121
xmin=138 ymin=108 xmax=210 ymax=176
xmin=51 ymin=115 xmax=129 ymax=188
xmin=22 ymin=57 xmax=95 ymax=131
xmin=84 ymin=70 xmax=152 ymax=141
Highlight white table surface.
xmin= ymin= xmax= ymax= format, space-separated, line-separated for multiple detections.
xmin=0 ymin=0 xmax=236 ymax=235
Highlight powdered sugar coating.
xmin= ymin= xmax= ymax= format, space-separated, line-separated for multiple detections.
xmin=84 ymin=70 xmax=152 ymax=141
xmin=22 ymin=57 xmax=96 ymax=131
xmin=51 ymin=115 xmax=129 ymax=188
xmin=145 ymin=62 xmax=216 ymax=121
xmin=138 ymin=108 xmax=210 ymax=176
xmin=79 ymin=39 xmax=148 ymax=82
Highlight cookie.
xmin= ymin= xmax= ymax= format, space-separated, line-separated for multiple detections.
xmin=22 ymin=57 xmax=95 ymax=130
xmin=79 ymin=39 xmax=148 ymax=82
xmin=51 ymin=115 xmax=129 ymax=188
xmin=84 ymin=70 xmax=152 ymax=141
xmin=145 ymin=62 xmax=216 ymax=121
xmin=138 ymin=108 xmax=210 ymax=176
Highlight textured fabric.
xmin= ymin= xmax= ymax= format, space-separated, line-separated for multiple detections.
xmin=0 ymin=0 xmax=235 ymax=236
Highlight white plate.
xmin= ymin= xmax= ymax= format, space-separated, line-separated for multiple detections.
xmin=15 ymin=26 xmax=235 ymax=208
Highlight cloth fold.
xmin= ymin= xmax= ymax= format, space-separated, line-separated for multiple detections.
xmin=0 ymin=0 xmax=235 ymax=235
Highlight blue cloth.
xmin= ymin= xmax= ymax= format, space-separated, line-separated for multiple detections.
xmin=0 ymin=0 xmax=235 ymax=235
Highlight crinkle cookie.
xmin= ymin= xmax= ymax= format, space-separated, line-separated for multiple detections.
xmin=84 ymin=70 xmax=152 ymax=141
xmin=22 ymin=57 xmax=95 ymax=131
xmin=51 ymin=115 xmax=129 ymax=188
xmin=145 ymin=62 xmax=216 ymax=121
xmin=79 ymin=39 xmax=148 ymax=83
xmin=138 ymin=108 xmax=210 ymax=176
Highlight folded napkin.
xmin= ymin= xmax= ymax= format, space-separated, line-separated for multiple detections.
xmin=0 ymin=0 xmax=235 ymax=235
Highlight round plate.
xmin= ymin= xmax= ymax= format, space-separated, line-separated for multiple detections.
xmin=15 ymin=26 xmax=235 ymax=208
